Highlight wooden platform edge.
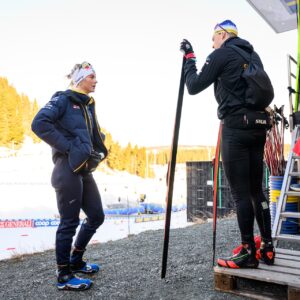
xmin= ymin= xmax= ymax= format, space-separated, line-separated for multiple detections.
xmin=214 ymin=272 xmax=276 ymax=300
xmin=214 ymin=267 xmax=300 ymax=300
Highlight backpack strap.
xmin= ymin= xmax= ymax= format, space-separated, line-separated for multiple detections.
xmin=227 ymin=45 xmax=252 ymax=63
xmin=218 ymin=45 xmax=255 ymax=107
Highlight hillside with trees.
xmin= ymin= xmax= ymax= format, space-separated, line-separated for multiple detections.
xmin=0 ymin=76 xmax=216 ymax=177
xmin=0 ymin=77 xmax=39 ymax=147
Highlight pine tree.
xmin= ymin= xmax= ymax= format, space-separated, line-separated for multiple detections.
xmin=30 ymin=99 xmax=40 ymax=142
xmin=123 ymin=143 xmax=133 ymax=172
xmin=0 ymin=92 xmax=9 ymax=145
xmin=135 ymin=147 xmax=146 ymax=178
xmin=0 ymin=77 xmax=39 ymax=147
xmin=5 ymin=86 xmax=24 ymax=145
xmin=107 ymin=142 xmax=121 ymax=170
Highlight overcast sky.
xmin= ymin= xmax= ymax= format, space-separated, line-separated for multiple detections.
xmin=0 ymin=0 xmax=297 ymax=146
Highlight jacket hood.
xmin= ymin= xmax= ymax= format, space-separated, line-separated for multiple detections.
xmin=222 ymin=37 xmax=254 ymax=54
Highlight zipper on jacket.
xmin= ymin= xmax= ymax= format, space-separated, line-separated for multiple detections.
xmin=74 ymin=158 xmax=89 ymax=173
xmin=89 ymin=97 xmax=102 ymax=142
xmin=79 ymin=103 xmax=93 ymax=145
xmin=71 ymin=103 xmax=92 ymax=173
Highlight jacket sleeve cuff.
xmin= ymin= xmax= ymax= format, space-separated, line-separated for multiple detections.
xmin=185 ymin=52 xmax=196 ymax=60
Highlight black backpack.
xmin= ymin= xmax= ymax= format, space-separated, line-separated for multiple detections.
xmin=228 ymin=45 xmax=274 ymax=110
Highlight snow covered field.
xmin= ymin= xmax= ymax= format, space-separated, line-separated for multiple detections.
xmin=0 ymin=211 xmax=190 ymax=260
xmin=0 ymin=139 xmax=189 ymax=260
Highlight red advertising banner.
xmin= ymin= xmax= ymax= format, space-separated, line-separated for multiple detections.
xmin=0 ymin=220 xmax=33 ymax=228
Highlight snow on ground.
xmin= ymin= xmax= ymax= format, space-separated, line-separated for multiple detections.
xmin=0 ymin=138 xmax=189 ymax=260
xmin=0 ymin=137 xmax=187 ymax=217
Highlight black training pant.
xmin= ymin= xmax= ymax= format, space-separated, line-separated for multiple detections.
xmin=51 ymin=156 xmax=105 ymax=265
xmin=221 ymin=126 xmax=272 ymax=245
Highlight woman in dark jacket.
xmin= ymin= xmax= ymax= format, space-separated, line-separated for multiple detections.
xmin=180 ymin=20 xmax=275 ymax=269
xmin=32 ymin=62 xmax=108 ymax=291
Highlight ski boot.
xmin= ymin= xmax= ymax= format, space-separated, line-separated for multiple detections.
xmin=70 ymin=248 xmax=100 ymax=274
xmin=257 ymin=241 xmax=275 ymax=265
xmin=218 ymin=243 xmax=259 ymax=269
xmin=71 ymin=261 xmax=100 ymax=274
xmin=232 ymin=235 xmax=261 ymax=255
xmin=56 ymin=265 xmax=92 ymax=291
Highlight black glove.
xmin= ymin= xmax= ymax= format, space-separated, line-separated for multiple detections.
xmin=84 ymin=150 xmax=105 ymax=173
xmin=180 ymin=39 xmax=196 ymax=59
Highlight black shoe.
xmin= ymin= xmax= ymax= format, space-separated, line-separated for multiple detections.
xmin=217 ymin=243 xmax=259 ymax=269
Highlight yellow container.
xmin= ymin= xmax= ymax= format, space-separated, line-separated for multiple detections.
xmin=269 ymin=189 xmax=299 ymax=203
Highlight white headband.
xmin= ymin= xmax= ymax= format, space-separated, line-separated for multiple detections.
xmin=72 ymin=62 xmax=95 ymax=86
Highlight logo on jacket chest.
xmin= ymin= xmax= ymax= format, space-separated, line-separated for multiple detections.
xmin=73 ymin=104 xmax=80 ymax=109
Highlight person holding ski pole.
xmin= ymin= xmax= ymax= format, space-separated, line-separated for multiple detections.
xmin=180 ymin=20 xmax=275 ymax=268
xmin=32 ymin=62 xmax=108 ymax=290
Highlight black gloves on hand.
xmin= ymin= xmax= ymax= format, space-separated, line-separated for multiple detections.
xmin=180 ymin=39 xmax=196 ymax=59
xmin=180 ymin=39 xmax=193 ymax=55
xmin=84 ymin=150 xmax=105 ymax=173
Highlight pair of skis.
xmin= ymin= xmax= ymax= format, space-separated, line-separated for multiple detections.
xmin=161 ymin=58 xmax=222 ymax=278
xmin=212 ymin=123 xmax=222 ymax=265
xmin=161 ymin=57 xmax=185 ymax=279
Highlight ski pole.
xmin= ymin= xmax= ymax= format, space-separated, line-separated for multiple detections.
xmin=161 ymin=57 xmax=185 ymax=279
xmin=212 ymin=122 xmax=222 ymax=267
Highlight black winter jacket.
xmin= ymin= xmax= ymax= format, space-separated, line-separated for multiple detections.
xmin=184 ymin=37 xmax=264 ymax=119
xmin=31 ymin=89 xmax=108 ymax=173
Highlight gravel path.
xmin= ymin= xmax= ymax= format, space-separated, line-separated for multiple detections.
xmin=0 ymin=217 xmax=249 ymax=300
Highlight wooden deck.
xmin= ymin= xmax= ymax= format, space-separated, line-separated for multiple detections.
xmin=214 ymin=248 xmax=300 ymax=300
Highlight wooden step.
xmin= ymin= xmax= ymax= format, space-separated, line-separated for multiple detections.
xmin=214 ymin=248 xmax=300 ymax=300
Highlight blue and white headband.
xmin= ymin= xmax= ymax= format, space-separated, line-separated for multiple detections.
xmin=71 ymin=62 xmax=95 ymax=86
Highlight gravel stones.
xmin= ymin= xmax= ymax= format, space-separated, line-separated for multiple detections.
xmin=0 ymin=217 xmax=246 ymax=300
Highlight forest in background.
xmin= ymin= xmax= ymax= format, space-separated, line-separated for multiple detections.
xmin=1 ymin=76 xmax=291 ymax=178
xmin=0 ymin=77 xmax=39 ymax=146
xmin=0 ymin=77 xmax=216 ymax=178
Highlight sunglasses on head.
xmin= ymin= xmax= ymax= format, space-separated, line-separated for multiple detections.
xmin=215 ymin=23 xmax=230 ymax=34
xmin=81 ymin=62 xmax=92 ymax=69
